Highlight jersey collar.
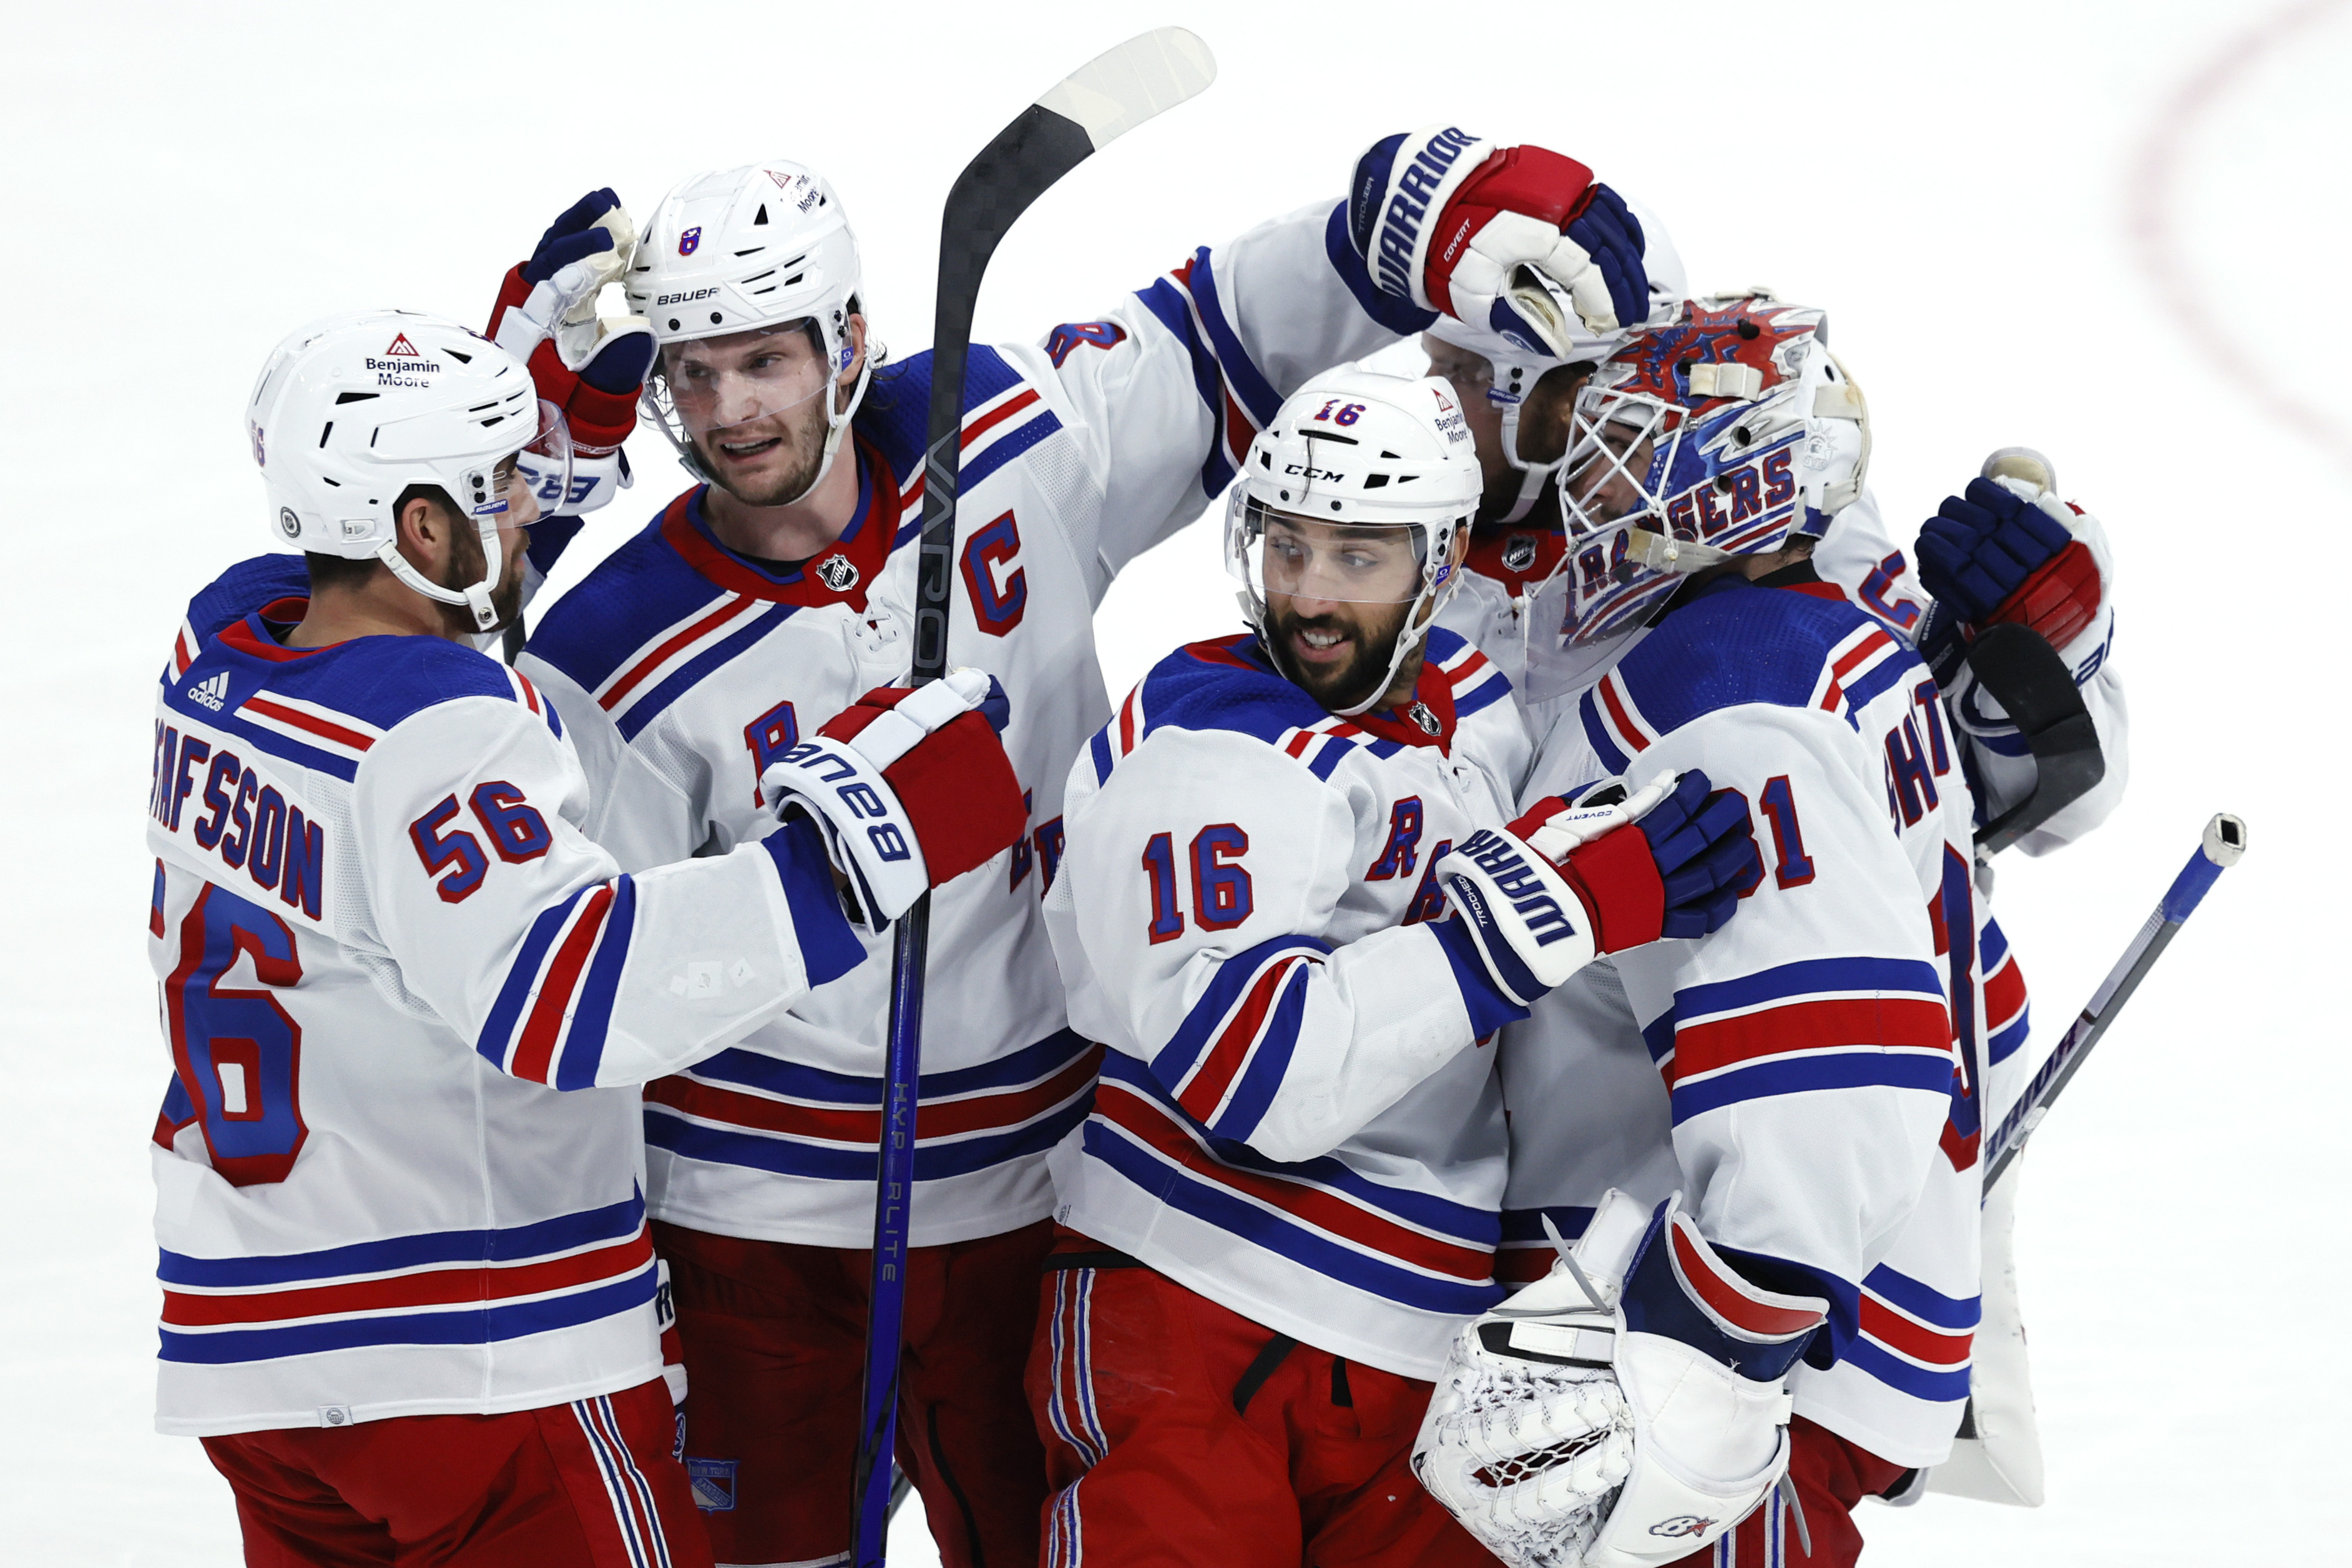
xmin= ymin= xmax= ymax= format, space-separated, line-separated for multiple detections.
xmin=660 ymin=433 xmax=907 ymax=608
xmin=1215 ymin=632 xmax=1461 ymax=752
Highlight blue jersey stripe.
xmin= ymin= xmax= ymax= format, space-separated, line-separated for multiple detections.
xmin=1178 ymin=246 xmax=1282 ymax=428
xmin=1577 ymin=689 xmax=1634 ymax=776
xmin=1082 ymin=1118 xmax=1499 ymax=1316
xmin=1134 ymin=276 xmax=1238 ymax=496
xmin=162 ymin=688 xmax=363 ymax=783
xmin=963 ymin=409 xmax=1064 ymax=490
xmin=159 ymin=1265 xmax=657 ymax=1365
xmin=479 ymin=882 xmax=601 ymax=1071
xmin=1098 ymin=1054 xmax=1499 ymax=1242
xmin=1863 ymin=1264 xmax=1982 ymax=1330
xmin=1205 ymin=962 xmax=1313 ymax=1142
xmin=1839 ymin=1335 xmax=1973 ymax=1403
xmin=1151 ymin=935 xmax=1333 ymax=1091
xmin=157 ymin=1192 xmax=646 ymax=1288
xmin=614 ymin=601 xmax=796 ymax=742
xmin=1668 ymin=1051 xmax=1957 ymax=1124
xmin=1674 ymin=956 xmax=1948 ymax=1019
xmin=686 ymin=1025 xmax=1095 ymax=1105
xmin=644 ymin=1094 xmax=1090 ymax=1183
xmin=553 ymin=876 xmax=639 ymax=1091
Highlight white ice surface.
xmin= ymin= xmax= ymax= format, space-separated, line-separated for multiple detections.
xmin=4 ymin=1 xmax=2343 ymax=1561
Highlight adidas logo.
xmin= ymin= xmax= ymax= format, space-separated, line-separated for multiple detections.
xmin=187 ymin=672 xmax=230 ymax=712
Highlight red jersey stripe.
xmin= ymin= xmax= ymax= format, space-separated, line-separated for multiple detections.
xmin=161 ymin=1230 xmax=654 ymax=1327
xmin=1673 ymin=996 xmax=1953 ymax=1080
xmin=511 ymin=888 xmax=615 ymax=1084
xmin=240 ymin=695 xmax=377 ymax=753
xmin=1175 ymin=957 xmax=1303 ymax=1123
xmin=1860 ymin=1295 xmax=1974 ymax=1366
xmin=1668 ymin=1222 xmax=1824 ymax=1339
xmin=645 ymin=1046 xmax=1101 ymax=1145
xmin=599 ymin=595 xmax=753 ymax=712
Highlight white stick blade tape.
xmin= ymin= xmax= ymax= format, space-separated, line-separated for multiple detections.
xmin=1035 ymin=27 xmax=1216 ymax=150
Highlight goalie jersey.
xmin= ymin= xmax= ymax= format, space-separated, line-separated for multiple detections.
xmin=1499 ymin=573 xmax=1994 ymax=1468
xmin=1042 ymin=629 xmax=1531 ymax=1380
xmin=145 ymin=569 xmax=860 ymax=1436
xmin=519 ymin=198 xmax=1433 ymax=1248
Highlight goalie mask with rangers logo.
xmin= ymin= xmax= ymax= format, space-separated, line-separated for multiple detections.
xmin=1547 ymin=292 xmax=1871 ymax=649
xmin=626 ymin=159 xmax=876 ymax=504
xmin=246 ymin=309 xmax=572 ymax=632
xmin=1224 ymin=368 xmax=1483 ymax=715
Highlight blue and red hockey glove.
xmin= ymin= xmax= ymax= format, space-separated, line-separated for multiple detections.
xmin=1916 ymin=475 xmax=2103 ymax=650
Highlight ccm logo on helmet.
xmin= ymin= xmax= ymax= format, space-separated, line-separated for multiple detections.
xmin=655 ymin=288 xmax=721 ymax=307
xmin=1282 ymin=463 xmax=1345 ymax=482
xmin=1373 ymin=127 xmax=1482 ymax=302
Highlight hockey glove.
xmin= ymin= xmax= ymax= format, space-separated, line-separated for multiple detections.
xmin=760 ymin=670 xmax=1026 ymax=928
xmin=487 ymin=189 xmax=657 ymax=518
xmin=1414 ymin=1191 xmax=1828 ymax=1568
xmin=1349 ymin=125 xmax=1652 ymax=351
xmin=1436 ymin=771 xmax=1760 ymax=1010
xmin=1916 ymin=472 xmax=2104 ymax=650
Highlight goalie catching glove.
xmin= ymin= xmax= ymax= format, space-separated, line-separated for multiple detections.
xmin=486 ymin=188 xmax=657 ymax=517
xmin=1413 ymin=1191 xmax=1829 ymax=1568
xmin=760 ymin=669 xmax=1027 ymax=929
xmin=1436 ymin=771 xmax=1760 ymax=1010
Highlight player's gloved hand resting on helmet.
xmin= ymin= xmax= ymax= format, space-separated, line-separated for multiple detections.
xmin=486 ymin=189 xmax=658 ymax=516
xmin=1435 ymin=770 xmax=1760 ymax=1012
xmin=761 ymin=669 xmax=1027 ymax=929
xmin=1916 ymin=475 xmax=2103 ymax=649
xmin=1348 ymin=125 xmax=1652 ymax=350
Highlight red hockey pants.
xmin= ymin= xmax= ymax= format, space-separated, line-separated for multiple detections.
xmin=654 ymin=1217 xmax=1051 ymax=1568
xmin=200 ymin=1376 xmax=710 ymax=1568
xmin=1027 ymin=1235 xmax=1493 ymax=1568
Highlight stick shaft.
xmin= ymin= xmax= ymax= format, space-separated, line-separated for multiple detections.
xmin=1983 ymin=814 xmax=2244 ymax=1187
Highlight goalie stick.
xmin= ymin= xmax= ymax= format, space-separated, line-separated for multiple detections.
xmin=851 ymin=29 xmax=1215 ymax=1567
xmin=1982 ymin=811 xmax=2248 ymax=1189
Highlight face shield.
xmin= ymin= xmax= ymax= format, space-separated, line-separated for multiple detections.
xmin=644 ymin=324 xmax=840 ymax=461
xmin=1226 ymin=489 xmax=1438 ymax=610
xmin=506 ymin=398 xmax=577 ymax=519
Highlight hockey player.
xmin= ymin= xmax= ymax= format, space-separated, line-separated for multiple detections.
xmin=508 ymin=126 xmax=1675 ymax=1568
xmin=1424 ymin=300 xmax=2127 ymax=851
xmin=149 ymin=310 xmax=1024 ymax=1567
xmin=1031 ymin=369 xmax=1762 ymax=1567
xmin=1410 ymin=296 xmax=2064 ymax=1568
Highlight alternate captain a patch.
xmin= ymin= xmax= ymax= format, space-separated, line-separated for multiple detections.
xmin=687 ymin=1456 xmax=738 ymax=1511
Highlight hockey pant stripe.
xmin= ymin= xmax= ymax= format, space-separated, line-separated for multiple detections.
xmin=572 ymin=1394 xmax=675 ymax=1568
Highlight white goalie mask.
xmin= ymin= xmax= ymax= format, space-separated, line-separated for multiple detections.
xmin=246 ymin=310 xmax=571 ymax=632
xmin=1225 ymin=370 xmax=1482 ymax=715
xmin=1540 ymin=291 xmax=1871 ymax=652
xmin=627 ymin=159 xmax=876 ymax=503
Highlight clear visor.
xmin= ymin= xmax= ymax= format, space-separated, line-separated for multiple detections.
xmin=650 ymin=323 xmax=836 ymax=444
xmin=1227 ymin=491 xmax=1433 ymax=607
xmin=498 ymin=398 xmax=575 ymax=519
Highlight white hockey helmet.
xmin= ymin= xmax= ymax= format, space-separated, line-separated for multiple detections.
xmin=1424 ymin=199 xmax=1687 ymax=524
xmin=1225 ymin=369 xmax=1482 ymax=715
xmin=626 ymin=159 xmax=875 ymax=501
xmin=1549 ymin=290 xmax=1870 ymax=647
xmin=246 ymin=310 xmax=570 ymax=632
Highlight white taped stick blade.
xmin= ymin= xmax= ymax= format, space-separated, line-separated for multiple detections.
xmin=1034 ymin=27 xmax=1216 ymax=150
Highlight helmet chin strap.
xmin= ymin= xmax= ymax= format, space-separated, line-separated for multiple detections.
xmin=375 ymin=514 xmax=505 ymax=634
xmin=1321 ymin=565 xmax=1466 ymax=719
xmin=776 ymin=351 xmax=876 ymax=508
xmin=1494 ymin=400 xmax=1561 ymax=525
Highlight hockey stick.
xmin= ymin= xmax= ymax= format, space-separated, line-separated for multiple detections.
xmin=851 ymin=30 xmax=1215 ymax=1567
xmin=1960 ymin=624 xmax=2106 ymax=854
xmin=1982 ymin=812 xmax=2248 ymax=1189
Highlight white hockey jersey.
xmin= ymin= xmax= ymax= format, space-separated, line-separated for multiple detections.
xmin=1042 ymin=629 xmax=1532 ymax=1380
xmin=1441 ymin=486 xmax=2130 ymax=854
xmin=1498 ymin=575 xmax=1982 ymax=1466
xmin=518 ymin=198 xmax=1445 ymax=1248
xmin=146 ymin=563 xmax=861 ymax=1436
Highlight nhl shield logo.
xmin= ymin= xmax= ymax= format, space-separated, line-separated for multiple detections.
xmin=278 ymin=507 xmax=301 ymax=541
xmin=679 ymin=226 xmax=703 ymax=257
xmin=1408 ymin=700 xmax=1443 ymax=737
xmin=1502 ymin=534 xmax=1539 ymax=573
xmin=815 ymin=554 xmax=859 ymax=591
xmin=687 ymin=1458 xmax=737 ymax=1512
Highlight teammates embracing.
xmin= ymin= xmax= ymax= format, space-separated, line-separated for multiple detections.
xmin=144 ymin=114 xmax=2122 ymax=1568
